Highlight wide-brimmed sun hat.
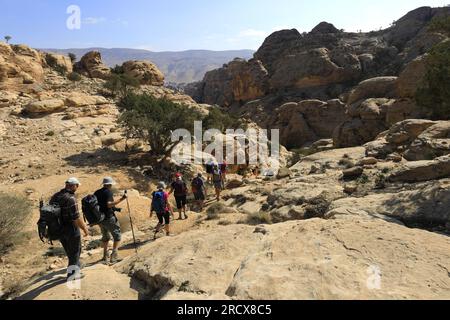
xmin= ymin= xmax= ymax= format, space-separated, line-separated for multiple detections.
xmin=102 ymin=177 xmax=116 ymax=186
xmin=66 ymin=177 xmax=81 ymax=186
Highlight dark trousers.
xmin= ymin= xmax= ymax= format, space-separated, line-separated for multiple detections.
xmin=60 ymin=235 xmax=81 ymax=276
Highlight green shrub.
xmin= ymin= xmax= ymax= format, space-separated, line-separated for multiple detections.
xmin=104 ymin=73 xmax=140 ymax=98
xmin=357 ymin=173 xmax=370 ymax=184
xmin=415 ymin=41 xmax=450 ymax=120
xmin=203 ymin=107 xmax=245 ymax=132
xmin=67 ymin=72 xmax=82 ymax=82
xmin=303 ymin=195 xmax=331 ymax=219
xmin=428 ymin=15 xmax=450 ymax=36
xmin=0 ymin=193 xmax=33 ymax=254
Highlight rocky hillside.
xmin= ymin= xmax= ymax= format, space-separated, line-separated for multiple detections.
xmin=187 ymin=6 xmax=450 ymax=149
xmin=43 ymin=48 xmax=254 ymax=84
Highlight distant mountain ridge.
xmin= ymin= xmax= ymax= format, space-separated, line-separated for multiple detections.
xmin=41 ymin=48 xmax=255 ymax=84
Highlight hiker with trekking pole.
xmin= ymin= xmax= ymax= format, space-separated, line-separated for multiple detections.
xmin=94 ymin=177 xmax=128 ymax=264
xmin=124 ymin=189 xmax=139 ymax=254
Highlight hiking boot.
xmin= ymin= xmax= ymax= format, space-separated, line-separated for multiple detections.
xmin=102 ymin=251 xmax=110 ymax=264
xmin=184 ymin=213 xmax=188 ymax=220
xmin=110 ymin=251 xmax=122 ymax=264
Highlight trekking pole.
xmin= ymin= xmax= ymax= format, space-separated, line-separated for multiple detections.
xmin=125 ymin=190 xmax=139 ymax=254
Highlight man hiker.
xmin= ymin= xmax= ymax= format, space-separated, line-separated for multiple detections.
xmin=151 ymin=182 xmax=174 ymax=238
xmin=49 ymin=177 xmax=89 ymax=280
xmin=212 ymin=164 xmax=225 ymax=201
xmin=169 ymin=173 xmax=189 ymax=220
xmin=94 ymin=177 xmax=127 ymax=264
xmin=191 ymin=173 xmax=207 ymax=211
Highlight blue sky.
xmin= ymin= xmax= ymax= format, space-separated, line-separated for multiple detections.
xmin=1 ymin=0 xmax=448 ymax=51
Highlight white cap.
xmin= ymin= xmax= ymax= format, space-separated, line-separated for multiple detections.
xmin=66 ymin=177 xmax=81 ymax=186
xmin=157 ymin=181 xmax=166 ymax=189
xmin=102 ymin=177 xmax=116 ymax=186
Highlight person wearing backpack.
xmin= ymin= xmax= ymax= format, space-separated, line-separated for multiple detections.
xmin=49 ymin=177 xmax=89 ymax=280
xmin=191 ymin=173 xmax=206 ymax=211
xmin=169 ymin=173 xmax=189 ymax=220
xmin=212 ymin=164 xmax=225 ymax=201
xmin=94 ymin=177 xmax=128 ymax=264
xmin=151 ymin=182 xmax=174 ymax=238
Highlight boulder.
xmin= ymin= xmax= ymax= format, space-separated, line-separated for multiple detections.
xmin=404 ymin=121 xmax=450 ymax=161
xmin=75 ymin=51 xmax=111 ymax=80
xmin=310 ymin=22 xmax=340 ymax=34
xmin=389 ymin=155 xmax=450 ymax=183
xmin=254 ymin=29 xmax=302 ymax=73
xmin=357 ymin=157 xmax=378 ymax=166
xmin=276 ymin=167 xmax=292 ymax=179
xmin=334 ymin=100 xmax=423 ymax=148
xmin=23 ymin=99 xmax=66 ymax=114
xmin=342 ymin=166 xmax=364 ymax=179
xmin=396 ymin=55 xmax=428 ymax=98
xmin=347 ymin=77 xmax=398 ymax=105
xmin=122 ymin=60 xmax=164 ymax=86
xmin=330 ymin=178 xmax=450 ymax=225
xmin=273 ymin=99 xmax=347 ymax=149
xmin=364 ymin=119 xmax=440 ymax=159
xmin=65 ymin=93 xmax=109 ymax=108
xmin=44 ymin=52 xmax=73 ymax=74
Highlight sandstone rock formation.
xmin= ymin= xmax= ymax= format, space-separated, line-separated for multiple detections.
xmin=0 ymin=43 xmax=44 ymax=89
xmin=270 ymin=99 xmax=347 ymax=148
xmin=44 ymin=52 xmax=73 ymax=74
xmin=122 ymin=60 xmax=165 ymax=86
xmin=198 ymin=58 xmax=269 ymax=106
xmin=75 ymin=51 xmax=111 ymax=80
xmin=117 ymin=217 xmax=450 ymax=300
xmin=365 ymin=120 xmax=450 ymax=161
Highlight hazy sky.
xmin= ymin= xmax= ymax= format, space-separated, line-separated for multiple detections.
xmin=1 ymin=0 xmax=448 ymax=51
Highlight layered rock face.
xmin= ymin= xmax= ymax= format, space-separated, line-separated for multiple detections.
xmin=198 ymin=58 xmax=269 ymax=107
xmin=185 ymin=6 xmax=449 ymax=150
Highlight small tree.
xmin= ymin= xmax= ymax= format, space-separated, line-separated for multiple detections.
xmin=118 ymin=93 xmax=202 ymax=160
xmin=415 ymin=41 xmax=450 ymax=120
xmin=203 ymin=107 xmax=245 ymax=132
xmin=104 ymin=73 xmax=140 ymax=98
xmin=4 ymin=35 xmax=11 ymax=44
xmin=68 ymin=52 xmax=77 ymax=63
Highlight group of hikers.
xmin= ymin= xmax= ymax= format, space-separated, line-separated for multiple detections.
xmin=39 ymin=161 xmax=228 ymax=280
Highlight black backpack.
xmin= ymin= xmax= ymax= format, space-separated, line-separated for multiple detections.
xmin=173 ymin=180 xmax=187 ymax=196
xmin=38 ymin=203 xmax=63 ymax=243
xmin=82 ymin=195 xmax=105 ymax=226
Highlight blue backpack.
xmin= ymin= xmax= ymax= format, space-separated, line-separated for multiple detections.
xmin=152 ymin=191 xmax=166 ymax=214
